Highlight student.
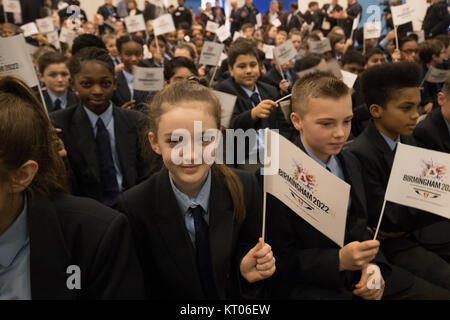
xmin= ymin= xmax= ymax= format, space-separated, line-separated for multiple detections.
xmin=103 ymin=34 xmax=123 ymax=71
xmin=214 ymin=38 xmax=293 ymax=165
xmin=164 ymin=56 xmax=199 ymax=84
xmin=341 ymin=49 xmax=365 ymax=76
xmin=346 ymin=62 xmax=450 ymax=297
xmin=52 ymin=47 xmax=150 ymax=208
xmin=111 ymin=35 xmax=146 ymax=109
xmin=364 ymin=48 xmax=385 ymax=69
xmin=266 ymin=71 xmax=388 ymax=300
xmin=414 ymin=76 xmax=450 ymax=153
xmin=145 ymin=35 xmax=172 ymax=68
xmin=418 ymin=39 xmax=446 ymax=113
xmin=117 ymin=80 xmax=276 ymax=299
xmin=38 ymin=52 xmax=80 ymax=113
xmin=215 ymin=38 xmax=291 ymax=135
xmin=0 ymin=75 xmax=144 ymax=299
xmin=399 ymin=35 xmax=419 ymax=63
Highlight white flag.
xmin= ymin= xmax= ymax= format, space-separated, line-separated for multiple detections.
xmin=256 ymin=13 xmax=262 ymax=28
xmin=272 ymin=18 xmax=281 ymax=28
xmin=385 ymin=143 xmax=450 ymax=220
xmin=199 ymin=41 xmax=224 ymax=66
xmin=273 ymin=40 xmax=296 ymax=65
xmin=264 ymin=130 xmax=350 ymax=247
xmin=341 ymin=69 xmax=358 ymax=88
xmin=124 ymin=14 xmax=146 ymax=33
xmin=4 ymin=0 xmax=21 ymax=13
xmin=46 ymin=30 xmax=61 ymax=50
xmin=36 ymin=17 xmax=54 ymax=33
xmin=424 ymin=66 xmax=450 ymax=84
xmin=153 ymin=14 xmax=175 ymax=36
xmin=213 ymin=90 xmax=237 ymax=129
xmin=0 ymin=34 xmax=39 ymax=88
xmin=364 ymin=21 xmax=382 ymax=39
xmin=20 ymin=22 xmax=39 ymax=37
xmin=206 ymin=20 xmax=219 ymax=33
xmin=232 ymin=31 xmax=244 ymax=41
xmin=132 ymin=66 xmax=164 ymax=91
xmin=59 ymin=27 xmax=76 ymax=46
xmin=262 ymin=44 xmax=274 ymax=60
xmin=391 ymin=3 xmax=414 ymax=26
xmin=308 ymin=38 xmax=332 ymax=54
xmin=216 ymin=25 xmax=231 ymax=43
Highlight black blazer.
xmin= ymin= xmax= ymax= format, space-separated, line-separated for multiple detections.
xmin=117 ymin=167 xmax=264 ymax=299
xmin=260 ymin=67 xmax=299 ymax=96
xmin=345 ymin=121 xmax=443 ymax=253
xmin=286 ymin=12 xmax=305 ymax=33
xmin=97 ymin=4 xmax=118 ymax=21
xmin=112 ymin=71 xmax=132 ymax=108
xmin=51 ymin=104 xmax=150 ymax=202
xmin=414 ymin=107 xmax=450 ymax=153
xmin=43 ymin=90 xmax=80 ymax=113
xmin=265 ymin=136 xmax=392 ymax=299
xmin=28 ymin=193 xmax=144 ymax=299
xmin=215 ymin=77 xmax=292 ymax=135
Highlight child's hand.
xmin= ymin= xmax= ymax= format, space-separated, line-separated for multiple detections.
xmin=121 ymin=100 xmax=136 ymax=110
xmin=54 ymin=128 xmax=67 ymax=158
xmin=279 ymin=79 xmax=290 ymax=94
xmin=251 ymin=100 xmax=277 ymax=120
xmin=240 ymin=238 xmax=276 ymax=283
xmin=115 ymin=63 xmax=124 ymax=73
xmin=339 ymin=240 xmax=379 ymax=271
xmin=392 ymin=49 xmax=401 ymax=62
xmin=353 ymin=264 xmax=385 ymax=300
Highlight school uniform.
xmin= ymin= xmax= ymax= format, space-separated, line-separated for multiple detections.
xmin=265 ymin=135 xmax=393 ymax=299
xmin=414 ymin=107 xmax=450 ymax=153
xmin=346 ymin=120 xmax=450 ymax=294
xmin=117 ymin=167 xmax=264 ymax=299
xmin=260 ymin=67 xmax=299 ymax=97
xmin=0 ymin=192 xmax=144 ymax=299
xmin=51 ymin=103 xmax=150 ymax=207
xmin=43 ymin=90 xmax=80 ymax=113
xmin=215 ymin=77 xmax=293 ymax=136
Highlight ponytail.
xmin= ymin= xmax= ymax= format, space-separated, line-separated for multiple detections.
xmin=212 ymin=164 xmax=246 ymax=224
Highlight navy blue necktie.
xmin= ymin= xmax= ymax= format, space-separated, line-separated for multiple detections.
xmin=95 ymin=118 xmax=120 ymax=207
xmin=53 ymin=98 xmax=61 ymax=111
xmin=190 ymin=205 xmax=218 ymax=299
xmin=250 ymin=92 xmax=270 ymax=129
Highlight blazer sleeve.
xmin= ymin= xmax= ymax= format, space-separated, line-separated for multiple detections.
xmin=83 ymin=213 xmax=145 ymax=299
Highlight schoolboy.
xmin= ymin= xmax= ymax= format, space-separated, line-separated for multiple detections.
xmin=346 ymin=62 xmax=450 ymax=296
xmin=38 ymin=52 xmax=80 ymax=113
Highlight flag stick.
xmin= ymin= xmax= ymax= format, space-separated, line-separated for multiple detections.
xmin=209 ymin=64 xmax=218 ymax=87
xmin=373 ymin=199 xmax=387 ymax=240
xmin=276 ymin=59 xmax=285 ymax=80
xmin=37 ymin=85 xmax=49 ymax=118
xmin=394 ymin=25 xmax=399 ymax=50
xmin=261 ymin=190 xmax=267 ymax=246
xmin=275 ymin=93 xmax=292 ymax=104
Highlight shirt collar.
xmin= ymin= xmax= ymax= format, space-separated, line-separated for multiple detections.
xmin=48 ymin=90 xmax=68 ymax=106
xmin=122 ymin=69 xmax=134 ymax=85
xmin=83 ymin=102 xmax=114 ymax=130
xmin=380 ymin=133 xmax=400 ymax=151
xmin=0 ymin=196 xmax=28 ymax=268
xmin=240 ymin=84 xmax=260 ymax=98
xmin=169 ymin=169 xmax=211 ymax=215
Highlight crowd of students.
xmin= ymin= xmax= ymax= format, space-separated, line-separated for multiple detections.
xmin=0 ymin=0 xmax=450 ymax=300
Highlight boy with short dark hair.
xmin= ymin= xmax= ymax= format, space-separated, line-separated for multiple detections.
xmin=346 ymin=62 xmax=450 ymax=297
xmin=364 ymin=48 xmax=385 ymax=69
xmin=38 ymin=51 xmax=80 ymax=113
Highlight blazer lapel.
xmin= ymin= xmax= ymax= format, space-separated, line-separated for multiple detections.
xmin=153 ymin=169 xmax=204 ymax=295
xmin=28 ymin=195 xmax=77 ymax=300
xmin=366 ymin=120 xmax=395 ymax=168
xmin=71 ymin=106 xmax=101 ymax=182
xmin=208 ymin=170 xmax=234 ymax=299
xmin=112 ymin=107 xmax=136 ymax=188
xmin=117 ymin=71 xmax=131 ymax=103
xmin=433 ymin=108 xmax=450 ymax=151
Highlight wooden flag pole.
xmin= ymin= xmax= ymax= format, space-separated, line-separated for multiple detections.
xmin=373 ymin=199 xmax=387 ymax=240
